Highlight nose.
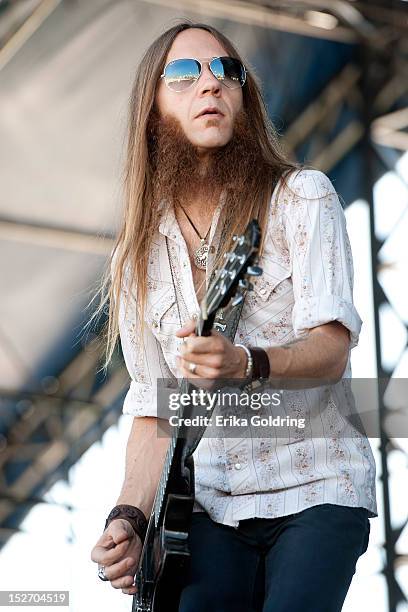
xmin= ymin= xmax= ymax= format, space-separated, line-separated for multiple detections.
xmin=197 ymin=62 xmax=221 ymax=96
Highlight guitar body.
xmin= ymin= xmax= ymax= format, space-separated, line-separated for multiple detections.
xmin=132 ymin=451 xmax=195 ymax=612
xmin=132 ymin=220 xmax=262 ymax=612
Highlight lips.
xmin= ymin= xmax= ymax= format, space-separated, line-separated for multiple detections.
xmin=196 ymin=107 xmax=224 ymax=118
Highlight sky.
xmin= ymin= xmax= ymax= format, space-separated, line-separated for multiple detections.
xmin=0 ymin=152 xmax=407 ymax=612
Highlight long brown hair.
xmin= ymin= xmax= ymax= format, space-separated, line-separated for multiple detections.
xmin=87 ymin=20 xmax=302 ymax=372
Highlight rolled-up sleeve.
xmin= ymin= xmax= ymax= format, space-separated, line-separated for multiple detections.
xmin=282 ymin=169 xmax=362 ymax=349
xmin=113 ymin=255 xmax=177 ymax=417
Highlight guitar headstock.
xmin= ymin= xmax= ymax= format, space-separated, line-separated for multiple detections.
xmin=197 ymin=220 xmax=262 ymax=335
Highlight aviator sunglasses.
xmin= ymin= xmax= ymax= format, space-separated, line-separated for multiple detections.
xmin=160 ymin=56 xmax=247 ymax=93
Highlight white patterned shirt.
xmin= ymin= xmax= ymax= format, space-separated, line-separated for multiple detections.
xmin=117 ymin=168 xmax=378 ymax=527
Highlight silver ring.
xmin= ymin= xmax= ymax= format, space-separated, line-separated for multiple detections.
xmin=188 ymin=362 xmax=197 ymax=374
xmin=98 ymin=565 xmax=109 ymax=582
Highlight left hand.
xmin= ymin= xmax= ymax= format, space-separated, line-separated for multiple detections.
xmin=176 ymin=319 xmax=247 ymax=385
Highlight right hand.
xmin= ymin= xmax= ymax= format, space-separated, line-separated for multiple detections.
xmin=90 ymin=519 xmax=143 ymax=595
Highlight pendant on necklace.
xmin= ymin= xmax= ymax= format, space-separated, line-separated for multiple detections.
xmin=194 ymin=240 xmax=209 ymax=270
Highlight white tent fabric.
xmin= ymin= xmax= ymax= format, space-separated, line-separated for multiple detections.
xmin=0 ymin=0 xmax=256 ymax=389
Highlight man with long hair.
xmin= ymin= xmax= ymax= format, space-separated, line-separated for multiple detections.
xmin=90 ymin=21 xmax=377 ymax=611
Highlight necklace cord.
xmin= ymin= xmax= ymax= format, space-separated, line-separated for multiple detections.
xmin=179 ymin=204 xmax=211 ymax=241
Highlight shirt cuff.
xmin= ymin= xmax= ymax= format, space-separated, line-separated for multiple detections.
xmin=291 ymin=295 xmax=362 ymax=349
xmin=122 ymin=379 xmax=180 ymax=418
xmin=122 ymin=381 xmax=158 ymax=417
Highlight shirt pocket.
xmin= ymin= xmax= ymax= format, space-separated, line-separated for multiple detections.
xmin=242 ymin=258 xmax=294 ymax=340
xmin=145 ymin=286 xmax=181 ymax=353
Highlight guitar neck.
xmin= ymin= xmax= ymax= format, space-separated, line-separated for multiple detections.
xmin=153 ymin=318 xmax=206 ymax=526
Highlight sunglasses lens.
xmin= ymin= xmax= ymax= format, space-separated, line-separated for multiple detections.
xmin=163 ymin=58 xmax=201 ymax=92
xmin=210 ymin=57 xmax=246 ymax=89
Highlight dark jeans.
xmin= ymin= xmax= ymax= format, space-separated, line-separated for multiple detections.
xmin=178 ymin=503 xmax=371 ymax=612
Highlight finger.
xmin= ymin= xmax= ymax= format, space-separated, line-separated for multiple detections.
xmin=109 ymin=520 xmax=134 ymax=545
xmin=177 ymin=365 xmax=217 ymax=391
xmin=122 ymin=574 xmax=138 ymax=595
xmin=175 ymin=319 xmax=196 ymax=337
xmin=92 ymin=538 xmax=129 ymax=565
xmin=122 ymin=586 xmax=138 ymax=595
xmin=178 ymin=360 xmax=219 ymax=381
xmin=102 ymin=556 xmax=135 ymax=584
xmin=94 ymin=530 xmax=117 ymax=555
xmin=91 ymin=538 xmax=111 ymax=563
xmin=111 ymin=571 xmax=137 ymax=590
xmin=179 ymin=336 xmax=224 ymax=357
xmin=177 ymin=353 xmax=223 ymax=370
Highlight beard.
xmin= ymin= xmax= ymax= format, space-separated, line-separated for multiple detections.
xmin=147 ymin=108 xmax=273 ymax=217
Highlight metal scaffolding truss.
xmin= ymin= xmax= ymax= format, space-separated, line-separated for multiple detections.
xmin=0 ymin=330 xmax=130 ymax=544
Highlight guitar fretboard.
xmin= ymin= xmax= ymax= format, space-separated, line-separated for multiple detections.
xmin=153 ymin=376 xmax=190 ymax=526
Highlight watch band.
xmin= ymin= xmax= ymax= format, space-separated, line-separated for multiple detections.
xmin=249 ymin=347 xmax=270 ymax=380
xmin=104 ymin=504 xmax=148 ymax=543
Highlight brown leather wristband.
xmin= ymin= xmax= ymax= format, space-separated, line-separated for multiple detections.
xmin=104 ymin=504 xmax=148 ymax=543
xmin=249 ymin=347 xmax=270 ymax=380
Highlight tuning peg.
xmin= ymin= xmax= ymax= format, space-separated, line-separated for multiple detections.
xmin=232 ymin=235 xmax=238 ymax=241
xmin=238 ymin=278 xmax=254 ymax=292
xmin=246 ymin=265 xmax=263 ymax=276
xmin=231 ymin=293 xmax=244 ymax=306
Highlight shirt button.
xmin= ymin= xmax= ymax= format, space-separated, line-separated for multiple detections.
xmin=234 ymin=463 xmax=242 ymax=470
xmin=153 ymin=321 xmax=158 ymax=328
xmin=260 ymin=288 xmax=267 ymax=296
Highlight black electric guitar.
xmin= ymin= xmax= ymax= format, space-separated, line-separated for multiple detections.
xmin=132 ymin=220 xmax=262 ymax=612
